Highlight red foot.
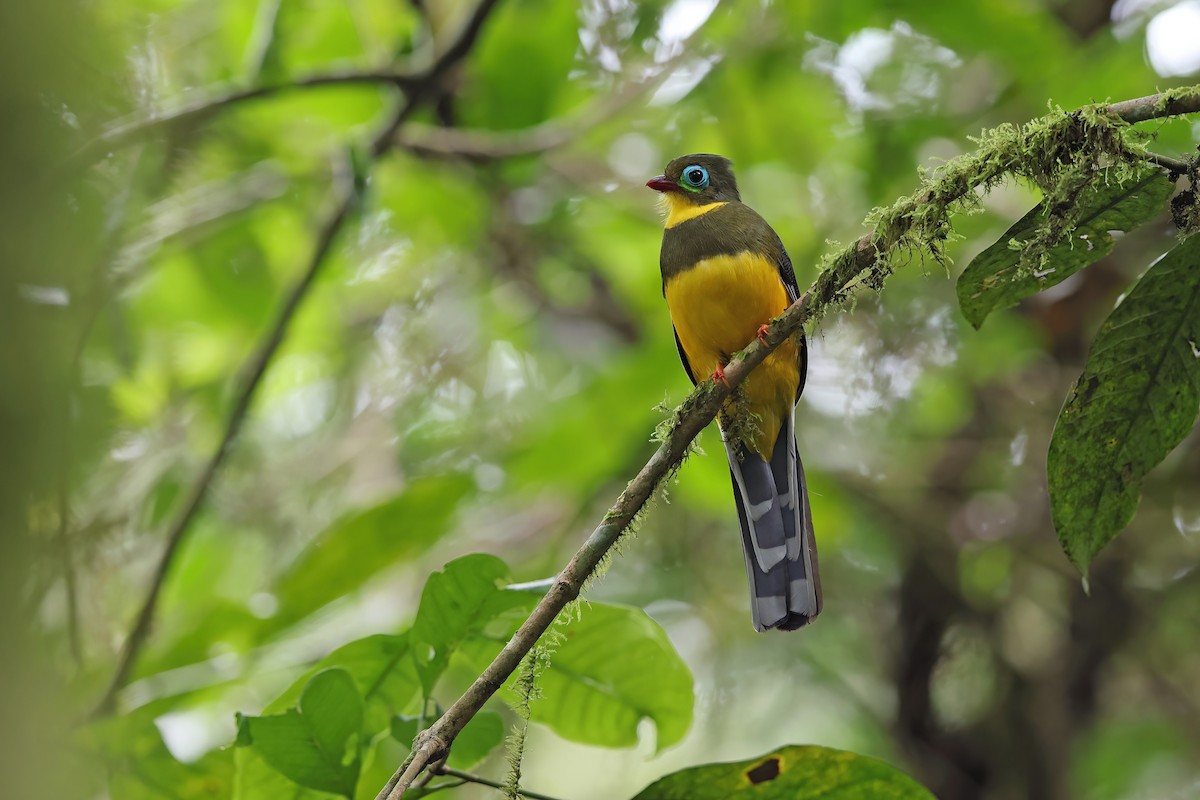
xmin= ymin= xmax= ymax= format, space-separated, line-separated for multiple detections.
xmin=711 ymin=363 xmax=730 ymax=387
xmin=756 ymin=324 xmax=771 ymax=344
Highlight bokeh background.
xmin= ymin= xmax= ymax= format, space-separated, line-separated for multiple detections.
xmin=4 ymin=0 xmax=1200 ymax=798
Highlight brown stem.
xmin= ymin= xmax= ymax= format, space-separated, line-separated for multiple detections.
xmin=1106 ymin=87 xmax=1200 ymax=123
xmin=433 ymin=765 xmax=568 ymax=800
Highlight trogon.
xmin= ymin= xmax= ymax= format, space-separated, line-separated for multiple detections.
xmin=648 ymin=154 xmax=821 ymax=631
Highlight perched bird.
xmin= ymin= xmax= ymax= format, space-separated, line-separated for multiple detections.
xmin=647 ymin=154 xmax=821 ymax=631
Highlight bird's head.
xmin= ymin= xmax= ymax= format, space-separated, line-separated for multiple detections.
xmin=646 ymin=154 xmax=741 ymax=208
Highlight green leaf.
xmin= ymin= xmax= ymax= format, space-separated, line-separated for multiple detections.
xmin=389 ymin=714 xmax=419 ymax=748
xmin=236 ymin=668 xmax=364 ymax=798
xmin=271 ymin=476 xmax=473 ymax=631
xmin=532 ymin=603 xmax=694 ymax=751
xmin=1048 ymin=235 xmax=1200 ymax=571
xmin=459 ymin=601 xmax=695 ymax=752
xmin=447 ymin=711 xmax=506 ymax=769
xmin=234 ymin=748 xmax=339 ymax=800
xmin=956 ymin=168 xmax=1174 ymax=328
xmin=265 ymin=634 xmax=421 ymax=737
xmin=630 ymin=745 xmax=935 ymax=799
xmin=410 ymin=553 xmax=530 ymax=696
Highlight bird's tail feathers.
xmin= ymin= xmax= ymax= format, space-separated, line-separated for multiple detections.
xmin=726 ymin=412 xmax=821 ymax=631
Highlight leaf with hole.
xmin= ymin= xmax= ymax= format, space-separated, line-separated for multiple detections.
xmin=957 ymin=167 xmax=1174 ymax=329
xmin=236 ymin=668 xmax=363 ymax=797
xmin=630 ymin=745 xmax=935 ymax=799
xmin=1048 ymin=234 xmax=1200 ymax=572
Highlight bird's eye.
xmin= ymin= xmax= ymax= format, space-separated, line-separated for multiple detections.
xmin=682 ymin=165 xmax=709 ymax=189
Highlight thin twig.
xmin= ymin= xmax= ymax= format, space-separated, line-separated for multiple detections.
xmin=1106 ymin=88 xmax=1200 ymax=123
xmin=369 ymin=0 xmax=502 ymax=159
xmin=71 ymin=0 xmax=500 ymax=172
xmin=90 ymin=0 xmax=507 ymax=720
xmin=373 ymin=85 xmax=1200 ymax=800
xmin=91 ymin=154 xmax=360 ymax=716
xmin=1142 ymin=150 xmax=1194 ymax=177
xmin=393 ymin=50 xmax=694 ymax=160
xmin=71 ymin=69 xmax=416 ymax=170
xmin=419 ymin=779 xmax=467 ymax=797
xmin=56 ymin=144 xmax=155 ymax=668
xmin=433 ymin=766 xmax=568 ymax=800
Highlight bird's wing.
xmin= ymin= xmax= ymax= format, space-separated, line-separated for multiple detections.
xmin=768 ymin=233 xmax=807 ymax=399
xmin=673 ymin=325 xmax=698 ymax=386
xmin=773 ymin=234 xmax=801 ymax=303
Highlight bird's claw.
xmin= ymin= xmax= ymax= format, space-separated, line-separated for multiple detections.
xmin=756 ymin=324 xmax=771 ymax=345
xmin=712 ymin=363 xmax=730 ymax=387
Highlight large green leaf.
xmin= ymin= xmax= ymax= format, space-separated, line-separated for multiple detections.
xmin=271 ymin=475 xmax=473 ymax=631
xmin=956 ymin=168 xmax=1174 ymax=328
xmin=266 ymin=634 xmax=421 ymax=736
xmin=459 ymin=600 xmax=695 ymax=752
xmin=413 ymin=554 xmax=694 ymax=752
xmin=409 ymin=553 xmax=532 ymax=696
xmin=630 ymin=745 xmax=935 ymax=799
xmin=1048 ymin=235 xmax=1200 ymax=571
xmin=236 ymin=668 xmax=363 ymax=798
xmin=534 ymin=602 xmax=694 ymax=751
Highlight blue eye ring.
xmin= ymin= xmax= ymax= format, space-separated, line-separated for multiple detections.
xmin=681 ymin=164 xmax=709 ymax=191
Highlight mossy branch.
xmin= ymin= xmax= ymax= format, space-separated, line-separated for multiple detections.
xmin=373 ymin=86 xmax=1200 ymax=800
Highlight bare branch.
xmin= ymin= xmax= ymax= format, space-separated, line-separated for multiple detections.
xmin=373 ymin=85 xmax=1200 ymax=800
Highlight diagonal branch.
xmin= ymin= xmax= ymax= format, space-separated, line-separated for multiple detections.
xmin=372 ymin=85 xmax=1200 ymax=800
xmin=91 ymin=154 xmax=360 ymax=716
xmin=91 ymin=0 xmax=506 ymax=718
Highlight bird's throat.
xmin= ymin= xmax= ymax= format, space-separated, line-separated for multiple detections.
xmin=661 ymin=195 xmax=728 ymax=229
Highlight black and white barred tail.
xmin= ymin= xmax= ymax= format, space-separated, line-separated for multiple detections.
xmin=726 ymin=412 xmax=821 ymax=631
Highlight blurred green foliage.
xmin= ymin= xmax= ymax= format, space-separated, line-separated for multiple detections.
xmin=4 ymin=0 xmax=1200 ymax=799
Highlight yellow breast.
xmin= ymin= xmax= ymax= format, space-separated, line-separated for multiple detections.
xmin=665 ymin=251 xmax=800 ymax=458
